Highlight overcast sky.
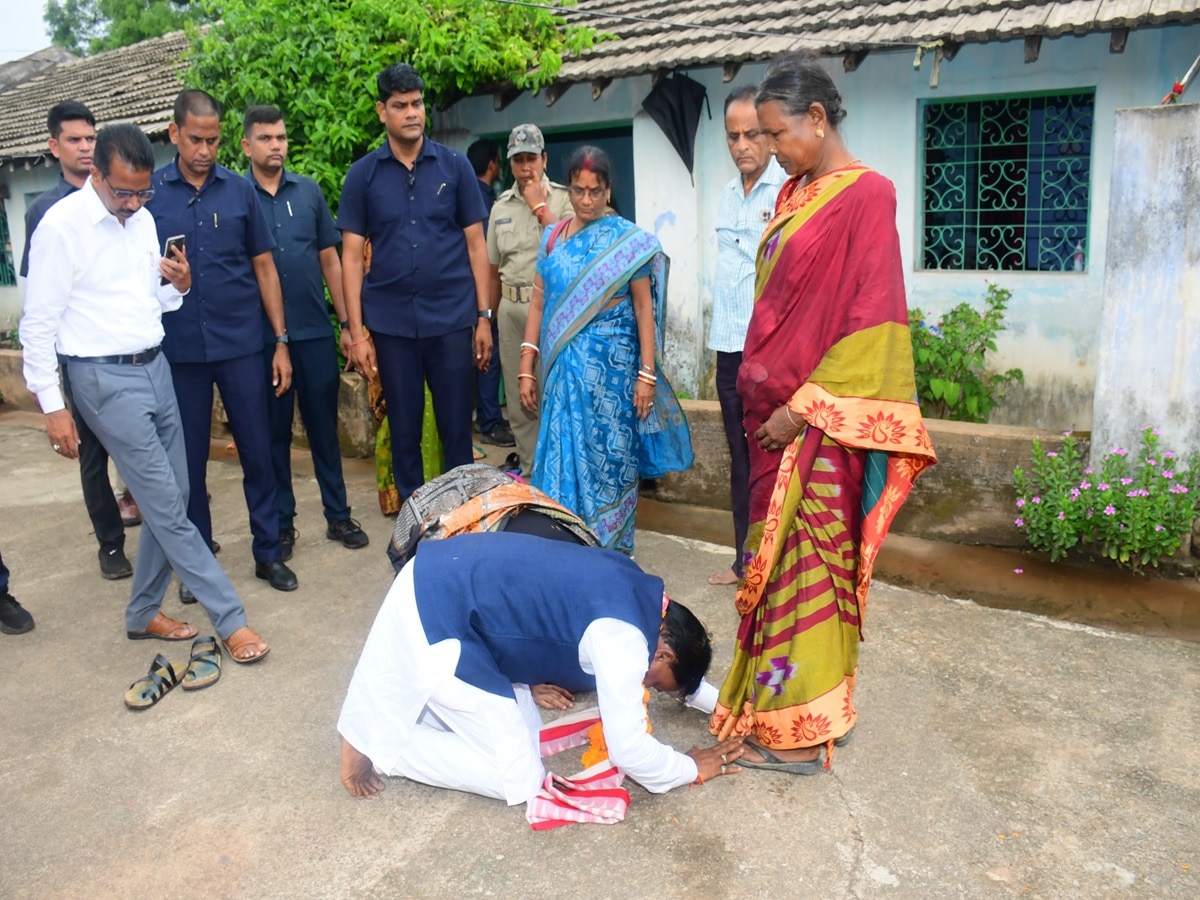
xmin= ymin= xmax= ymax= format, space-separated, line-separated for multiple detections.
xmin=1 ymin=0 xmax=52 ymax=65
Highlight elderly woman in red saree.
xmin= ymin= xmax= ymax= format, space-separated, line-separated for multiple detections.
xmin=709 ymin=54 xmax=937 ymax=773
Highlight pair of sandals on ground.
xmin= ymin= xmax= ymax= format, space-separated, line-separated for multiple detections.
xmin=123 ymin=611 xmax=269 ymax=710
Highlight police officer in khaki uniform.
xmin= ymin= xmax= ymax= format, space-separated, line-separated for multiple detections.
xmin=486 ymin=124 xmax=572 ymax=476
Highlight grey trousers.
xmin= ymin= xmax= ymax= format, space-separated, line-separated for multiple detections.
xmin=498 ymin=294 xmax=541 ymax=476
xmin=66 ymin=354 xmax=247 ymax=638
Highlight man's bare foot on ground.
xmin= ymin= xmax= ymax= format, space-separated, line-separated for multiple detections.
xmin=741 ymin=743 xmax=820 ymax=764
xmin=708 ymin=567 xmax=739 ymax=586
xmin=340 ymin=736 xmax=384 ymax=798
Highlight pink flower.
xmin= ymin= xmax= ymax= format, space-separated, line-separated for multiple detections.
xmin=1164 ymin=452 xmax=1176 ymax=460
xmin=1015 ymin=498 xmax=1026 ymax=508
xmin=1014 ymin=517 xmax=1025 ymax=527
xmin=1170 ymin=483 xmax=1189 ymax=495
xmin=1057 ymin=511 xmax=1065 ymax=520
xmin=1127 ymin=490 xmax=1139 ymax=497
xmin=1070 ymin=488 xmax=1081 ymax=500
xmin=1047 ymin=451 xmax=1058 ymax=458
xmin=1079 ymin=481 xmax=1092 ymax=490
xmin=1153 ymin=428 xmax=1161 ymax=436
xmin=1013 ymin=568 xmax=1024 ymax=574
xmin=1098 ymin=482 xmax=1109 ymax=491
xmin=1163 ymin=471 xmax=1174 ymax=479
xmin=1120 ymin=477 xmax=1133 ymax=486
xmin=1148 ymin=458 xmax=1157 ymax=466
xmin=1112 ymin=447 xmax=1128 ymax=457
xmin=1062 ymin=431 xmax=1071 ymax=437
xmin=1155 ymin=525 xmax=1165 ymax=532
xmin=1031 ymin=496 xmax=1042 ymax=504
xmin=1084 ymin=467 xmax=1094 ymax=474
xmin=1104 ymin=505 xmax=1116 ymax=515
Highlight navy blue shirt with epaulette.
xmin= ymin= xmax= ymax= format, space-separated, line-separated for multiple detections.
xmin=146 ymin=159 xmax=276 ymax=363
xmin=247 ymin=168 xmax=340 ymax=345
xmin=336 ymin=137 xmax=486 ymax=339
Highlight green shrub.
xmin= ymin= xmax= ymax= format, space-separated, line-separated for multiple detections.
xmin=1013 ymin=428 xmax=1200 ymax=572
xmin=909 ymin=282 xmax=1023 ymax=423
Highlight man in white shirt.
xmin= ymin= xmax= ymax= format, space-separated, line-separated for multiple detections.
xmin=707 ymin=86 xmax=787 ymax=587
xmin=21 ymin=124 xmax=269 ymax=661
xmin=338 ymin=532 xmax=744 ymax=803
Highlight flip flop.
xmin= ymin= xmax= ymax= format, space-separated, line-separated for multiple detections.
xmin=181 ymin=635 xmax=222 ymax=691
xmin=834 ymin=726 xmax=855 ymax=748
xmin=738 ymin=740 xmax=826 ymax=776
xmin=223 ymin=626 xmax=270 ymax=664
xmin=124 ymin=653 xmax=182 ymax=710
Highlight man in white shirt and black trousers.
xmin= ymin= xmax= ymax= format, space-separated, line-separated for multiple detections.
xmin=21 ymin=123 xmax=269 ymax=662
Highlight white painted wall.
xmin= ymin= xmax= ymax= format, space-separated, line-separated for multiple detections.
xmin=1092 ymin=103 xmax=1200 ymax=462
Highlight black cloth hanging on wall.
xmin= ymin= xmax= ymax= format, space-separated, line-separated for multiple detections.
xmin=640 ymin=73 xmax=711 ymax=185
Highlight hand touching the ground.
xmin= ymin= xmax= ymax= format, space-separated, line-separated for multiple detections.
xmin=532 ymin=683 xmax=575 ymax=710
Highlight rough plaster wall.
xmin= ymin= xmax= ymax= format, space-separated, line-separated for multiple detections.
xmin=1091 ymin=103 xmax=1200 ymax=464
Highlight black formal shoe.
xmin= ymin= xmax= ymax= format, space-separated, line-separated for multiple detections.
xmin=179 ymin=582 xmax=197 ymax=604
xmin=99 ymin=546 xmax=133 ymax=580
xmin=255 ymin=560 xmax=298 ymax=592
xmin=327 ymin=518 xmax=370 ymax=550
xmin=280 ymin=527 xmax=297 ymax=562
xmin=211 ymin=540 xmax=221 ymax=555
xmin=479 ymin=422 xmax=516 ymax=447
xmin=0 ymin=592 xmax=34 ymax=635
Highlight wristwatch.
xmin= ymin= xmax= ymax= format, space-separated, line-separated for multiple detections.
xmin=477 ymin=309 xmax=494 ymax=321
xmin=275 ymin=331 xmax=289 ymax=344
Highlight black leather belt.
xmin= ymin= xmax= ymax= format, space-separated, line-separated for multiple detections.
xmin=62 ymin=345 xmax=162 ymax=366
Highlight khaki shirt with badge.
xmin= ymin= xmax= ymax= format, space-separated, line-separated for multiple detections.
xmin=486 ymin=177 xmax=573 ymax=287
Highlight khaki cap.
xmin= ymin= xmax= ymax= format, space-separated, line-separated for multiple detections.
xmin=507 ymin=124 xmax=545 ymax=158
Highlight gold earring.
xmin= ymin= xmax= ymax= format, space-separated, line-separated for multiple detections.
xmin=816 ymin=128 xmax=825 ymax=138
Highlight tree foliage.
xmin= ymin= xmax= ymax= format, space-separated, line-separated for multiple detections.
xmin=185 ymin=0 xmax=596 ymax=209
xmin=45 ymin=0 xmax=208 ymax=55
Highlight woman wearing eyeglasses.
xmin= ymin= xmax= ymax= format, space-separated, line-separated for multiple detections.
xmin=517 ymin=146 xmax=692 ymax=554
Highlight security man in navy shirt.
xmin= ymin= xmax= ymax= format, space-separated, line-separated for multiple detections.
xmin=338 ymin=62 xmax=492 ymax=505
xmin=147 ymin=90 xmax=298 ymax=594
xmin=242 ymin=104 xmax=369 ymax=559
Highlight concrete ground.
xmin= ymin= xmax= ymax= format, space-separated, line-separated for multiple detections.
xmin=1 ymin=413 xmax=1198 ymax=898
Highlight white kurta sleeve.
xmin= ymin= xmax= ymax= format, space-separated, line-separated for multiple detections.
xmin=580 ymin=618 xmax=698 ymax=793
xmin=20 ymin=221 xmax=75 ymax=413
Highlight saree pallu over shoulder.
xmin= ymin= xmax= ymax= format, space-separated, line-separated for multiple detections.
xmin=533 ymin=216 xmax=692 ymax=551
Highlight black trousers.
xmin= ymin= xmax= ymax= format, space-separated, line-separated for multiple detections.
xmin=716 ymin=350 xmax=750 ymax=576
xmin=373 ymin=328 xmax=475 ymax=502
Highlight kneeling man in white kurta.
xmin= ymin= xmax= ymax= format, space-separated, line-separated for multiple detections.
xmin=338 ymin=532 xmax=745 ymax=803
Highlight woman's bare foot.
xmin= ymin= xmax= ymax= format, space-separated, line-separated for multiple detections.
xmin=707 ymin=568 xmax=739 ymax=586
xmin=741 ymin=743 xmax=820 ymax=764
xmin=340 ymin=736 xmax=384 ymax=798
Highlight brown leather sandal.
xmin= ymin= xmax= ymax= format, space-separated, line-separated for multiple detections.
xmin=127 ymin=610 xmax=197 ymax=642
xmin=223 ymin=626 xmax=270 ymax=664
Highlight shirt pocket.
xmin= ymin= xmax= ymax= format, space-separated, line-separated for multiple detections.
xmin=494 ymin=219 xmax=520 ymax=258
xmin=213 ymin=208 xmax=250 ymax=256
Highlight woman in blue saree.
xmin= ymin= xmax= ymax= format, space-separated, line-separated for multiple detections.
xmin=518 ymin=146 xmax=692 ymax=554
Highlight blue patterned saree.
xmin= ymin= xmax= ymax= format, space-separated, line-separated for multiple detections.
xmin=532 ymin=215 xmax=693 ymax=553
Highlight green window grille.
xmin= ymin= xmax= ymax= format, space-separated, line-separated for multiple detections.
xmin=921 ymin=90 xmax=1094 ymax=272
xmin=0 ymin=201 xmax=17 ymax=287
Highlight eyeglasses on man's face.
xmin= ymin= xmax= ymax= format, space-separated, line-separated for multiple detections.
xmin=568 ymin=185 xmax=607 ymax=200
xmin=102 ymin=174 xmax=155 ymax=202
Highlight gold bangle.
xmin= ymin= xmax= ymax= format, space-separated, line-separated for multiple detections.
xmin=784 ymin=406 xmax=800 ymax=429
xmin=531 ymin=202 xmax=547 ymax=213
xmin=517 ymin=373 xmax=537 ymax=382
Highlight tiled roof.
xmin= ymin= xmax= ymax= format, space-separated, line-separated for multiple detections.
xmin=0 ymin=30 xmax=186 ymax=165
xmin=557 ymin=0 xmax=1200 ymax=81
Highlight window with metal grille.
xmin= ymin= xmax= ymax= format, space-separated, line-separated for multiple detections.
xmin=921 ymin=90 xmax=1094 ymax=272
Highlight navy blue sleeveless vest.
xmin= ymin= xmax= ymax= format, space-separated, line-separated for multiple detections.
xmin=412 ymin=533 xmax=663 ymax=698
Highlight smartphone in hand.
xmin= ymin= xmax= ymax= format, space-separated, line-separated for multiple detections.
xmin=160 ymin=234 xmax=185 ymax=285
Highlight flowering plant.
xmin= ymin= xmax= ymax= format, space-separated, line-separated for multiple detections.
xmin=1012 ymin=428 xmax=1199 ymax=572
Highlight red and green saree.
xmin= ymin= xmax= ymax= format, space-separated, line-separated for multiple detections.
xmin=709 ymin=165 xmax=937 ymax=758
